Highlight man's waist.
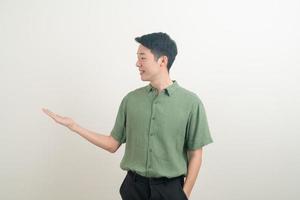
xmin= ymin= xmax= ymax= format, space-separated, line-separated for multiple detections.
xmin=127 ymin=170 xmax=184 ymax=185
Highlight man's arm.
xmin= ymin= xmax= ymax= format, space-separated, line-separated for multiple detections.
xmin=42 ymin=108 xmax=121 ymax=153
xmin=183 ymin=148 xmax=203 ymax=198
xmin=71 ymin=123 xmax=121 ymax=153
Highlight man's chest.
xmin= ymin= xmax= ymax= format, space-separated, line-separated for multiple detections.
xmin=126 ymin=96 xmax=191 ymax=132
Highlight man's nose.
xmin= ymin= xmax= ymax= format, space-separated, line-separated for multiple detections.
xmin=136 ymin=60 xmax=141 ymax=68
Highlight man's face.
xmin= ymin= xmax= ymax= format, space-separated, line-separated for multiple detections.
xmin=136 ymin=44 xmax=163 ymax=81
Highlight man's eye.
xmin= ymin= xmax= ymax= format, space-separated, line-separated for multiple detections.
xmin=141 ymin=57 xmax=146 ymax=60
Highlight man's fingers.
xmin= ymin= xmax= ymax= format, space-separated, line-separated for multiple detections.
xmin=42 ymin=108 xmax=59 ymax=119
xmin=42 ymin=108 xmax=53 ymax=116
xmin=42 ymin=108 xmax=48 ymax=114
xmin=42 ymin=108 xmax=52 ymax=114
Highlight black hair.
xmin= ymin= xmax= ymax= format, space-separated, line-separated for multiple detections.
xmin=135 ymin=32 xmax=178 ymax=72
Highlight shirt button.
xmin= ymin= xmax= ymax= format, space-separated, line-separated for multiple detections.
xmin=152 ymin=117 xmax=155 ymax=120
xmin=149 ymin=149 xmax=152 ymax=152
xmin=150 ymin=133 xmax=153 ymax=136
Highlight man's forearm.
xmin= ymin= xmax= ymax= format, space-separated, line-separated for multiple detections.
xmin=70 ymin=123 xmax=114 ymax=153
xmin=183 ymin=148 xmax=203 ymax=198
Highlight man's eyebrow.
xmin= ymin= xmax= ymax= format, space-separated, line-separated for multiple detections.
xmin=136 ymin=52 xmax=146 ymax=55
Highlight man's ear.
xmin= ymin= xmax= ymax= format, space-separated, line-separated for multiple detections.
xmin=160 ymin=55 xmax=168 ymax=67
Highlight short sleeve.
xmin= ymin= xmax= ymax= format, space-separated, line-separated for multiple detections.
xmin=110 ymin=95 xmax=128 ymax=144
xmin=186 ymin=100 xmax=213 ymax=150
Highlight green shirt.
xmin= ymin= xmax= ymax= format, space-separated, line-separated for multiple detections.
xmin=110 ymin=80 xmax=213 ymax=178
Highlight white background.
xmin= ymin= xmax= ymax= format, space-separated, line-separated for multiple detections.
xmin=0 ymin=0 xmax=299 ymax=199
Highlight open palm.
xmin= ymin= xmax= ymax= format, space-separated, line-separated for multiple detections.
xmin=42 ymin=108 xmax=75 ymax=129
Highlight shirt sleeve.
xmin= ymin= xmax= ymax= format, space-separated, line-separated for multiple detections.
xmin=110 ymin=95 xmax=128 ymax=144
xmin=186 ymin=99 xmax=213 ymax=150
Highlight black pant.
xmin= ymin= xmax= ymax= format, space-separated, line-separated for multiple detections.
xmin=119 ymin=170 xmax=188 ymax=200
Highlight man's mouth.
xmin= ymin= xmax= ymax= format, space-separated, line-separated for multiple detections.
xmin=139 ymin=70 xmax=145 ymax=75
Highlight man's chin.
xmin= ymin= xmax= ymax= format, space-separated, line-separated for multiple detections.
xmin=140 ymin=76 xmax=148 ymax=81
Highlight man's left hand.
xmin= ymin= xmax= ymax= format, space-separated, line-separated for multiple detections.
xmin=183 ymin=187 xmax=190 ymax=199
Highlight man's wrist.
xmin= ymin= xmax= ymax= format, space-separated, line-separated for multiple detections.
xmin=68 ymin=122 xmax=79 ymax=132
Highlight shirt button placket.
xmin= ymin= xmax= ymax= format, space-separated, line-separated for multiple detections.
xmin=147 ymin=97 xmax=158 ymax=175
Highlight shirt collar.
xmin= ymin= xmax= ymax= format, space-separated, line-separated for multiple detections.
xmin=146 ymin=80 xmax=179 ymax=96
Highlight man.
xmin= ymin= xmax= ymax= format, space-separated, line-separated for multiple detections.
xmin=42 ymin=32 xmax=213 ymax=200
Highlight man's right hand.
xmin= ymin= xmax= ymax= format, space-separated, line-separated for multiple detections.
xmin=42 ymin=108 xmax=76 ymax=131
xmin=42 ymin=108 xmax=121 ymax=153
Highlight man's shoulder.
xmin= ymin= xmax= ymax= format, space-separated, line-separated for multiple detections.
xmin=177 ymin=85 xmax=204 ymax=105
xmin=122 ymin=85 xmax=148 ymax=99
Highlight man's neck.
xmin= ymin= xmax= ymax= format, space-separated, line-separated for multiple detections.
xmin=150 ymin=78 xmax=173 ymax=94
